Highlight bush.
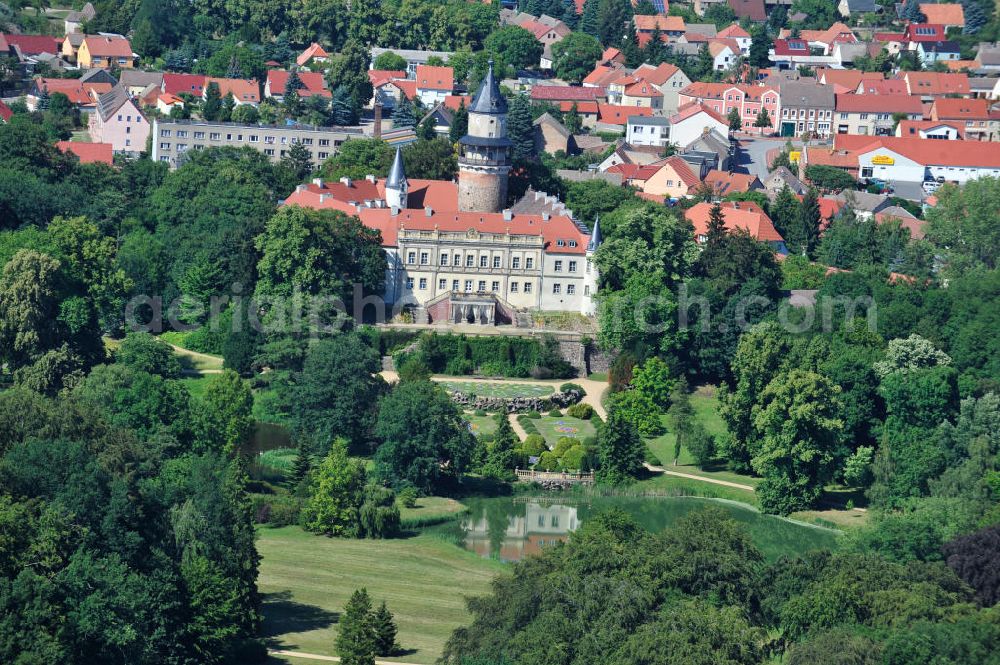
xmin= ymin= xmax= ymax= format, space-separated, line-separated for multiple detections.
xmin=582 ymin=435 xmax=597 ymax=448
xmin=560 ymin=382 xmax=586 ymax=397
xmin=396 ymin=486 xmax=418 ymax=508
xmin=520 ymin=434 xmax=547 ymax=456
xmin=548 ymin=408 xmax=563 ymax=417
xmin=566 ymin=403 xmax=593 ymax=419
xmin=406 ymin=332 xmax=575 ymax=379
xmin=359 ymin=485 xmax=401 ymax=538
xmin=687 ymin=423 xmax=716 ymax=469
xmin=553 ymin=436 xmax=579 ymax=457
xmin=527 ymin=411 xmax=543 ymax=419
xmin=518 ymin=415 xmax=538 ymax=434
xmin=561 ymin=446 xmax=587 ymax=471
xmin=251 ymin=493 xmax=301 ymax=527
xmin=444 ymin=357 xmax=474 ymax=375
xmin=537 ymin=451 xmax=560 ymax=471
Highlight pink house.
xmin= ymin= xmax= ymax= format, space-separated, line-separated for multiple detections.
xmin=88 ymin=86 xmax=149 ymax=156
xmin=677 ymin=82 xmax=779 ymax=135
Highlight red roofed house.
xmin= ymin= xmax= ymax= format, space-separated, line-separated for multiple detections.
xmin=0 ymin=33 xmax=60 ymax=58
xmin=929 ymin=97 xmax=998 ymax=141
xmin=703 ymin=169 xmax=763 ymax=196
xmin=414 ymin=65 xmax=454 ymax=106
xmin=78 ymin=35 xmax=135 ymax=69
xmin=204 ymin=77 xmax=261 ymax=105
xmin=0 ymin=100 xmax=14 ymax=123
xmin=56 ymin=140 xmax=114 ymax=165
xmin=854 ymin=78 xmax=908 ymax=95
xmin=718 ymin=23 xmax=752 ymax=54
xmin=584 ymin=64 xmax=626 ymax=88
xmin=834 ymin=94 xmax=924 ymax=135
xmin=596 ymin=103 xmax=653 ymax=127
xmin=728 ymin=0 xmax=766 ymax=22
xmin=632 ymin=62 xmax=691 ymax=112
xmin=919 ymin=3 xmax=965 ymax=30
xmin=88 ymin=86 xmax=149 ymax=156
xmin=634 ymin=15 xmax=686 ymax=47
xmin=903 ymin=23 xmax=947 ymax=43
xmin=707 ymin=38 xmax=742 ymax=71
xmin=559 ymin=100 xmax=599 ymax=128
xmin=678 ymin=82 xmax=779 ymax=134
xmin=779 ymin=22 xmax=857 ymax=54
xmin=30 ymin=77 xmax=111 ymax=111
xmin=846 ymin=134 xmax=1000 ymax=184
xmin=818 ymin=69 xmax=883 ymax=93
xmin=601 ymin=46 xmax=624 ymax=66
xmin=686 ymin=200 xmax=786 ymax=251
xmin=640 ymin=155 xmax=704 ymax=198
xmin=668 ymin=102 xmax=729 ymax=147
xmin=296 ymin=42 xmax=329 ymax=67
xmin=264 ymin=70 xmax=330 ymax=100
xmin=875 ymin=206 xmax=926 ymax=239
xmin=902 ymin=71 xmax=971 ymax=99
xmin=895 ymin=119 xmax=965 ymax=140
xmin=771 ymin=38 xmax=812 ymax=67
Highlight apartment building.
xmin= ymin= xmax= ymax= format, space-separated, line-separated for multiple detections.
xmin=778 ymin=80 xmax=835 ymax=138
xmin=833 ymin=94 xmax=923 ymax=135
xmin=151 ymin=119 xmax=364 ymax=168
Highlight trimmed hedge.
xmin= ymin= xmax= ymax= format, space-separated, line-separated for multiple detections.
xmin=394 ymin=332 xmax=575 ymax=379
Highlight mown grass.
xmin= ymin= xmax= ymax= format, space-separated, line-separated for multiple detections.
xmin=399 ymin=496 xmax=469 ymax=529
xmin=258 ymin=525 xmax=504 ymax=664
xmin=463 ymin=413 xmax=498 ymax=437
xmin=179 ymin=375 xmax=214 ymax=400
xmin=529 ymin=415 xmax=598 ymax=447
xmin=438 ymin=380 xmax=554 ymax=398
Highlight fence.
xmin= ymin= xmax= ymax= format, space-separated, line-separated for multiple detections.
xmin=514 ymin=469 xmax=595 ymax=484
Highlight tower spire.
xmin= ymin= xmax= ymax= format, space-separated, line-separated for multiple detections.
xmin=587 ymin=214 xmax=602 ymax=252
xmin=385 ymin=146 xmax=408 ymax=209
xmin=387 ymin=146 xmax=406 ymax=189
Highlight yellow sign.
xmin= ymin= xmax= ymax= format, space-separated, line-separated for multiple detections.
xmin=789 ymin=150 xmax=801 ymax=163
xmin=871 ymin=154 xmax=895 ymax=165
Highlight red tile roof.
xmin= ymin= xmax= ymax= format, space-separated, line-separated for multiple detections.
xmin=679 ymin=81 xmax=778 ymax=102
xmin=835 ymin=93 xmax=924 ymax=114
xmin=0 ymin=33 xmax=59 ymax=55
xmin=369 ymin=69 xmax=406 ymax=88
xmin=903 ymin=23 xmax=947 ymax=42
xmin=56 ymin=140 xmax=114 ymax=165
xmin=623 ymin=79 xmax=661 ymax=97
xmin=874 ymin=31 xmax=906 ymax=42
xmin=669 ymin=101 xmax=727 ymax=125
xmin=583 ymin=65 xmax=625 ymax=87
xmin=634 ymin=15 xmax=685 ymax=32
xmin=633 ymin=62 xmax=683 ymax=86
xmin=686 ymin=201 xmax=784 ymax=242
xmin=819 ymin=69 xmax=883 ymax=90
xmin=205 ymin=77 xmax=260 ymax=103
xmin=876 ymin=208 xmax=926 ymax=239
xmin=82 ymin=35 xmax=133 ymax=58
xmin=718 ymin=24 xmax=751 ymax=38
xmin=904 ymin=71 xmax=970 ymax=96
xmin=931 ymin=97 xmax=991 ymax=120
xmin=35 ymin=77 xmax=101 ymax=105
xmin=530 ymin=85 xmax=605 ymax=101
xmin=162 ymin=73 xmax=207 ymax=97
xmin=661 ymin=155 xmax=700 ymax=188
xmin=266 ymin=70 xmax=330 ymax=97
xmin=856 ymin=79 xmax=908 ymax=95
xmin=443 ymin=94 xmax=472 ymax=111
xmin=896 ymin=119 xmax=965 ymax=138
xmin=919 ymin=3 xmax=964 ymax=26
xmin=596 ymin=103 xmax=653 ymax=125
xmin=559 ymin=100 xmax=599 ymax=114
xmin=772 ymin=38 xmax=810 ymax=55
xmin=296 ymin=42 xmax=329 ymax=67
xmin=607 ymin=162 xmax=664 ymax=181
xmin=703 ymin=169 xmax=761 ymax=195
xmin=841 ymin=135 xmax=1000 ymax=168
xmin=728 ymin=0 xmax=766 ymax=21
xmin=0 ymin=100 xmax=13 ymax=122
xmin=389 ymin=79 xmax=417 ymax=100
xmin=415 ymin=65 xmax=454 ymax=92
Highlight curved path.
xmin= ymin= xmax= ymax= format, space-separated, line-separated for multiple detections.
xmin=269 ymin=649 xmax=423 ymax=664
xmin=643 ymin=463 xmax=755 ymax=491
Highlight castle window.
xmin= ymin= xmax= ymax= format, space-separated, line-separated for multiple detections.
xmin=512 ymin=256 xmax=521 ymax=269
xmin=466 ymin=255 xmax=474 ymax=267
xmin=491 ymin=281 xmax=499 ymax=292
xmin=569 ymin=261 xmax=577 ymax=272
xmin=568 ymin=240 xmax=577 ymax=247
xmin=493 ymin=256 xmax=501 ymax=268
xmin=584 ymin=285 xmax=590 ymax=296
xmin=420 ymin=252 xmax=429 ymax=265
xmin=452 ymin=279 xmax=460 ymax=290
xmin=419 ymin=278 xmax=427 ymax=290
xmin=510 ymin=282 xmax=519 ymax=293
xmin=478 ymin=280 xmax=486 ymax=291
xmin=525 ymin=257 xmax=534 ymax=269
xmin=524 ymin=282 xmax=532 ymax=293
xmin=567 ymin=284 xmax=576 ymax=295
xmin=552 ymin=283 xmax=561 ymax=294
xmin=554 ymin=260 xmax=563 ymax=272
xmin=556 ymin=239 xmax=565 ymax=247
xmin=407 ymin=251 xmax=416 ymax=264
xmin=464 ymin=280 xmax=473 ymax=291
xmin=439 ymin=278 xmax=447 ymax=290
xmin=406 ymin=277 xmax=414 ymax=289
xmin=441 ymin=253 xmax=448 ymax=265
xmin=479 ymin=255 xmax=488 ymax=268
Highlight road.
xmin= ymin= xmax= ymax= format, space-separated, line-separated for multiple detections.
xmin=733 ymin=136 xmax=798 ymax=180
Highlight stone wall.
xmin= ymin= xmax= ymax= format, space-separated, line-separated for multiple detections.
xmin=458 ymin=168 xmax=508 ymax=213
xmin=556 ymin=340 xmax=614 ymax=377
xmin=450 ymin=389 xmax=582 ymax=413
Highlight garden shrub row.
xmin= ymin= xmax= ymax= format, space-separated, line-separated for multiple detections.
xmin=394 ymin=333 xmax=576 ymax=379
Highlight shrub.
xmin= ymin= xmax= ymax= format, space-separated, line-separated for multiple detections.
xmin=517 ymin=415 xmax=538 ymax=434
xmin=444 ymin=357 xmax=474 ymax=375
xmin=359 ymin=485 xmax=401 ymax=538
xmin=527 ymin=410 xmax=543 ymax=419
xmin=582 ymin=435 xmax=597 ymax=448
xmin=520 ymin=434 xmax=547 ymax=456
xmin=548 ymin=408 xmax=563 ymax=417
xmin=251 ymin=493 xmax=301 ymax=527
xmin=478 ymin=433 xmax=495 ymax=444
xmin=561 ymin=446 xmax=587 ymax=471
xmin=537 ymin=451 xmax=560 ymax=471
xmin=644 ymin=446 xmax=662 ymax=467
xmin=566 ymin=403 xmax=593 ymax=419
xmin=560 ymin=382 xmax=586 ymax=397
xmin=473 ymin=409 xmax=488 ymax=417
xmin=396 ymin=486 xmax=418 ymax=508
xmin=553 ymin=437 xmax=579 ymax=457
xmin=688 ymin=423 xmax=716 ymax=469
xmin=478 ymin=361 xmax=505 ymax=377
xmin=409 ymin=333 xmax=574 ymax=379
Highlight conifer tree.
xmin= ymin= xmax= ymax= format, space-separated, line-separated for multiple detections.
xmin=580 ymin=0 xmax=600 ymax=37
xmin=667 ymin=377 xmax=693 ymax=465
xmin=36 ymin=84 xmax=49 ymax=111
xmin=371 ymin=601 xmax=398 ymax=657
xmin=392 ymin=99 xmax=417 ymax=128
xmin=561 ymin=0 xmax=579 ymax=28
xmin=449 ymin=100 xmax=468 ymax=142
xmin=506 ymin=94 xmax=535 ymax=162
xmin=291 ymin=444 xmax=312 ymax=484
xmin=706 ymin=201 xmax=727 ymax=244
xmin=202 ymin=82 xmax=222 ymax=120
xmin=597 ymin=406 xmax=645 ymax=485
xmin=336 ymin=588 xmax=376 ymax=665
xmin=962 ymin=0 xmax=986 ymax=34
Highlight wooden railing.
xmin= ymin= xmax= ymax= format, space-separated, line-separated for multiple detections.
xmin=515 ymin=469 xmax=595 ymax=484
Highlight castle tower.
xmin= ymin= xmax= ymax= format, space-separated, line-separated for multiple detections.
xmin=385 ymin=146 xmax=408 ymax=210
xmin=581 ymin=215 xmax=601 ymax=316
xmin=458 ymin=60 xmax=512 ymax=213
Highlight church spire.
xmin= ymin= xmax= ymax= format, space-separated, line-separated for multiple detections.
xmin=587 ymin=214 xmax=602 ymax=252
xmin=386 ymin=146 xmax=406 ymax=189
xmin=468 ymin=59 xmax=507 ymax=115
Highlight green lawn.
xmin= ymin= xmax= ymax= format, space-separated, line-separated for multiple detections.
xmin=644 ymin=389 xmax=761 ymax=489
xmin=258 ymin=526 xmax=504 ymax=664
xmin=180 ymin=375 xmax=213 ymax=400
xmin=530 ymin=415 xmax=598 ymax=447
xmin=438 ymin=380 xmax=553 ymax=399
xmin=463 ymin=412 xmax=498 ymax=437
xmin=399 ymin=496 xmax=469 ymax=528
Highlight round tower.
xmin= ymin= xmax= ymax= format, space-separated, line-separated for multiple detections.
xmin=458 ymin=60 xmax=512 ymax=213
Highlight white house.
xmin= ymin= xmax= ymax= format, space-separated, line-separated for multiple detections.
xmin=668 ymin=102 xmax=729 ymax=149
xmin=414 ymin=65 xmax=453 ymax=106
xmin=856 ymin=136 xmax=1000 ymax=184
xmin=626 ymin=115 xmax=671 ymax=148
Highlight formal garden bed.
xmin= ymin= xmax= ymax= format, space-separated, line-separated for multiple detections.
xmin=439 ymin=380 xmax=553 ymax=398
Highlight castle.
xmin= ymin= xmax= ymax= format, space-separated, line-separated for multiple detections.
xmin=282 ymin=62 xmax=600 ymax=323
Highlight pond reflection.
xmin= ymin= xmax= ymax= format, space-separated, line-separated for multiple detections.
xmin=463 ymin=500 xmax=581 ymax=562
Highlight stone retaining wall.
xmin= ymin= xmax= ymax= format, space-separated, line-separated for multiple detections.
xmin=450 ymin=389 xmax=583 ymax=413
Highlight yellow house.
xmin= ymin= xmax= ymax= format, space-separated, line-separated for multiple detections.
xmin=78 ymin=35 xmax=135 ymax=69
xmin=641 ymin=156 xmax=702 ymax=199
xmin=61 ymin=33 xmax=84 ymax=62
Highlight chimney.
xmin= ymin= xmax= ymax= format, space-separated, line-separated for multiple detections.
xmin=391 ymin=206 xmax=400 ymax=215
xmin=319 ymin=193 xmax=329 ymax=202
xmin=312 ymin=177 xmax=323 ymax=187
xmin=366 ymin=174 xmax=376 ymax=183
xmin=502 ymin=209 xmax=512 ymax=221
xmin=542 ymin=212 xmax=550 ymax=221
xmin=340 ymin=176 xmax=352 ymax=187
xmin=425 ymin=206 xmax=433 ymax=217
xmin=374 ymin=102 xmax=383 ymax=140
